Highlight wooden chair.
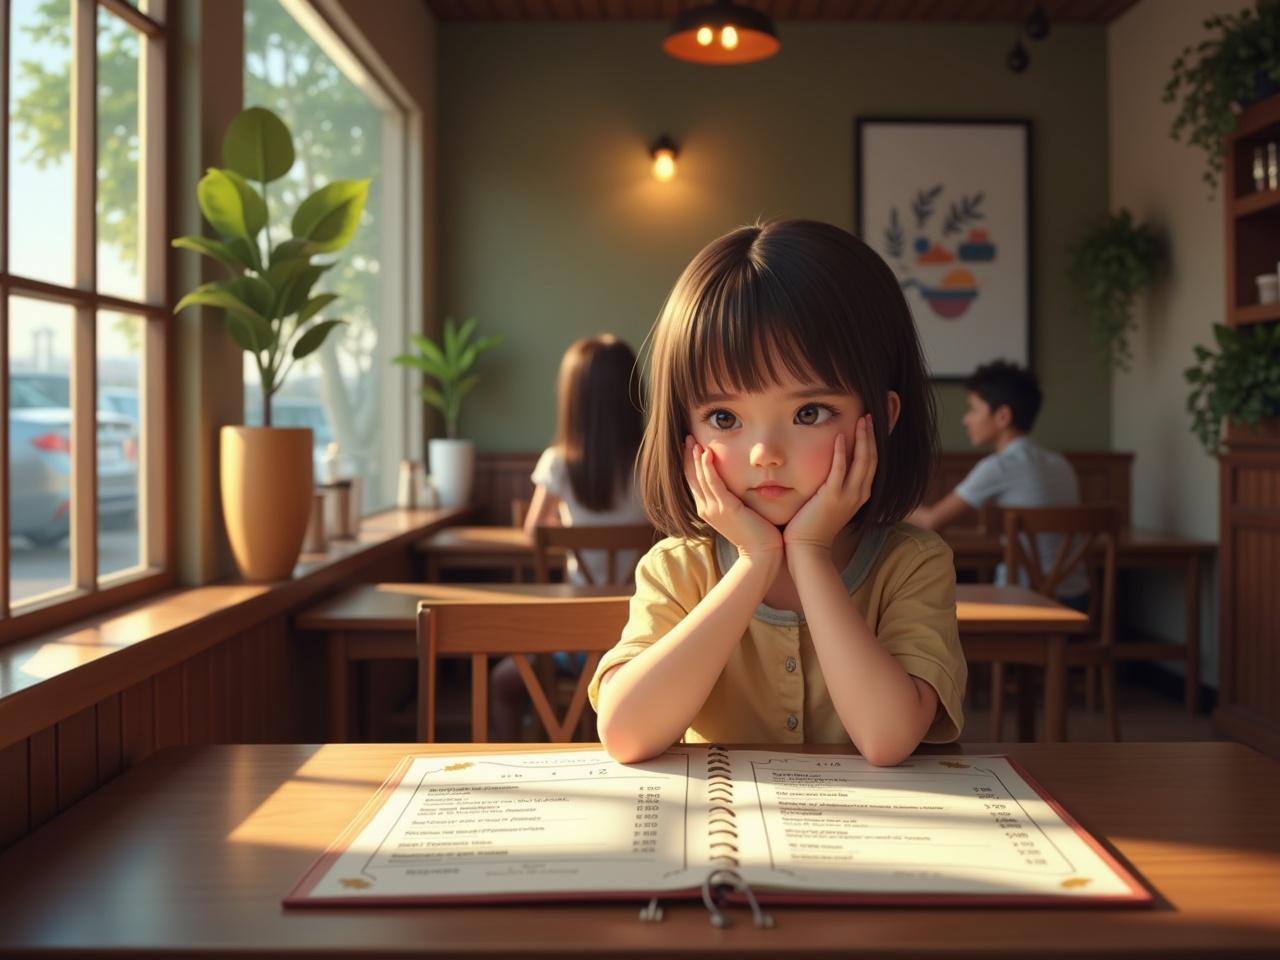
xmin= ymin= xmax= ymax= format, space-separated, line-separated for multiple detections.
xmin=416 ymin=596 xmax=630 ymax=742
xmin=531 ymin=524 xmax=656 ymax=585
xmin=989 ymin=505 xmax=1121 ymax=742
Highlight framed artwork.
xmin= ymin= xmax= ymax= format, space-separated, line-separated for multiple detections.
xmin=855 ymin=117 xmax=1033 ymax=380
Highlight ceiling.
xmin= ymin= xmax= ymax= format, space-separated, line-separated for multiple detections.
xmin=424 ymin=0 xmax=1139 ymax=24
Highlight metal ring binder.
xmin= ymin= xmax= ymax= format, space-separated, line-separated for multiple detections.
xmin=700 ymin=868 xmax=775 ymax=929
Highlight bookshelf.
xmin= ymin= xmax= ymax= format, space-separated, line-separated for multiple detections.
xmin=1215 ymin=91 xmax=1280 ymax=759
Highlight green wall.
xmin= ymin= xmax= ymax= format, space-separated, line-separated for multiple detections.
xmin=437 ymin=21 xmax=1110 ymax=453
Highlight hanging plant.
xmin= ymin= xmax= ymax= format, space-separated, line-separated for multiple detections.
xmin=1067 ymin=209 xmax=1166 ymax=372
xmin=1163 ymin=0 xmax=1280 ymax=191
xmin=1185 ymin=322 xmax=1280 ymax=455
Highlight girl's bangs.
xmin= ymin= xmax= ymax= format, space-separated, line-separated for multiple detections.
xmin=681 ymin=281 xmax=850 ymax=406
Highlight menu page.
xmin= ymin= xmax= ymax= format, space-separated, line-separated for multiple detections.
xmin=728 ymin=752 xmax=1147 ymax=901
xmin=288 ymin=750 xmax=700 ymax=903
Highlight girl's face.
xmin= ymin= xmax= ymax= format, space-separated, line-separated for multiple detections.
xmin=687 ymin=366 xmax=867 ymax=528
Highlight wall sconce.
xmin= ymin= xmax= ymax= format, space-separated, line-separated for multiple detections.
xmin=650 ymin=136 xmax=679 ymax=182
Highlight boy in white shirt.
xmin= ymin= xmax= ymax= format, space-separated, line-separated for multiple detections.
xmin=908 ymin=360 xmax=1088 ymax=610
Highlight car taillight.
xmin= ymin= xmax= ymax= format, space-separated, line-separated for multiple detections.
xmin=32 ymin=432 xmax=71 ymax=453
xmin=123 ymin=437 xmax=138 ymax=463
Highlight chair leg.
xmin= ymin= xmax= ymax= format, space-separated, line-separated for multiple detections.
xmin=1101 ymin=661 xmax=1120 ymax=742
xmin=1084 ymin=665 xmax=1097 ymax=712
xmin=990 ymin=663 xmax=1006 ymax=742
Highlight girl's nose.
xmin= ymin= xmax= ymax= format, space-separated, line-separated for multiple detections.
xmin=749 ymin=440 xmax=784 ymax=468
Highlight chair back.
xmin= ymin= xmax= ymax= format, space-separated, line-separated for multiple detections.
xmin=1002 ymin=505 xmax=1119 ymax=647
xmin=416 ymin=596 xmax=631 ymax=742
xmin=532 ymin=524 xmax=656 ymax=585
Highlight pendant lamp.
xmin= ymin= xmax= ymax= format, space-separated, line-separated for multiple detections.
xmin=663 ymin=0 xmax=780 ymax=66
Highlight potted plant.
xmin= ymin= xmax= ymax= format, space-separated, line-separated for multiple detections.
xmin=1163 ymin=0 xmax=1280 ymax=190
xmin=173 ymin=106 xmax=368 ymax=580
xmin=1067 ymin=209 xmax=1166 ymax=372
xmin=393 ymin=317 xmax=502 ymax=509
xmin=1185 ymin=322 xmax=1280 ymax=455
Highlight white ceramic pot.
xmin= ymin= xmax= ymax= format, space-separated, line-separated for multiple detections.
xmin=428 ymin=437 xmax=475 ymax=509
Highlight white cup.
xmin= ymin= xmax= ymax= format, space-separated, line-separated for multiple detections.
xmin=1258 ymin=273 xmax=1279 ymax=305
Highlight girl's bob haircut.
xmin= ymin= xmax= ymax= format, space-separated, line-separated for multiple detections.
xmin=638 ymin=218 xmax=938 ymax=540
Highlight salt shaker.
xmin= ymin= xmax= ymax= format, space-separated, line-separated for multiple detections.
xmin=397 ymin=459 xmax=420 ymax=509
xmin=419 ymin=472 xmax=439 ymax=509
xmin=302 ymin=490 xmax=327 ymax=554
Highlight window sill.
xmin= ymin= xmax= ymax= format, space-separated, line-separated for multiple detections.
xmin=0 ymin=507 xmax=468 ymax=749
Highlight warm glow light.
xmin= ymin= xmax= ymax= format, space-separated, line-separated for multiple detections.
xmin=696 ymin=25 xmax=713 ymax=45
xmin=720 ymin=25 xmax=738 ymax=49
xmin=653 ymin=149 xmax=677 ymax=182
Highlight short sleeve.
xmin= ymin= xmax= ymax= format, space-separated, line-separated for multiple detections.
xmin=875 ymin=539 xmax=967 ymax=743
xmin=953 ymin=453 xmax=1005 ymax=509
xmin=530 ymin=446 xmax=568 ymax=500
xmin=587 ymin=542 xmax=695 ymax=712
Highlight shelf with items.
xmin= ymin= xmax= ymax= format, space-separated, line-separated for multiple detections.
xmin=1226 ymin=93 xmax=1280 ymax=323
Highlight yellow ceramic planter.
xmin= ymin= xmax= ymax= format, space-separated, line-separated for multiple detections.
xmin=220 ymin=426 xmax=314 ymax=581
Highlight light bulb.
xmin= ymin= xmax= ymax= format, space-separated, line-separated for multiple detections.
xmin=720 ymin=25 xmax=738 ymax=49
xmin=653 ymin=150 xmax=676 ymax=182
xmin=696 ymin=25 xmax=713 ymax=46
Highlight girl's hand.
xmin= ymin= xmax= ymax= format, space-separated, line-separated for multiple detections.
xmin=783 ymin=414 xmax=877 ymax=558
xmin=684 ymin=436 xmax=783 ymax=560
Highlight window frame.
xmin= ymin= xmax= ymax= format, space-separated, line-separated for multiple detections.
xmin=0 ymin=0 xmax=172 ymax=644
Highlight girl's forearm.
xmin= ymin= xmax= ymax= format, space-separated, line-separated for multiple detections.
xmin=788 ymin=547 xmax=931 ymax=765
xmin=597 ymin=553 xmax=779 ymax=763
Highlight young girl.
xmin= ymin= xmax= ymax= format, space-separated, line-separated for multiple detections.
xmin=489 ymin=334 xmax=647 ymax=741
xmin=588 ymin=220 xmax=966 ymax=766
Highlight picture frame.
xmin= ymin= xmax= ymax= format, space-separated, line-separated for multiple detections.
xmin=855 ymin=117 xmax=1033 ymax=380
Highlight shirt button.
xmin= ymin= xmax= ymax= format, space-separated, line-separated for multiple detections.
xmin=785 ymin=657 xmax=797 ymax=673
xmin=786 ymin=714 xmax=798 ymax=731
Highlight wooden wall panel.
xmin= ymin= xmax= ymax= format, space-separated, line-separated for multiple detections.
xmin=56 ymin=706 xmax=98 ymax=812
xmin=153 ymin=665 xmax=184 ymax=751
xmin=0 ymin=740 xmax=28 ymax=848
xmin=27 ymin=728 xmax=57 ymax=831
xmin=183 ymin=652 xmax=212 ymax=746
xmin=121 ymin=678 xmax=155 ymax=768
xmin=96 ymin=694 xmax=122 ymax=783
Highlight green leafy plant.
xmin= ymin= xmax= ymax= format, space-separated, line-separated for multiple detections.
xmin=1185 ymin=322 xmax=1280 ymax=455
xmin=394 ymin=318 xmax=502 ymax=439
xmin=1163 ymin=0 xmax=1280 ymax=190
xmin=171 ymin=106 xmax=369 ymax=425
xmin=1067 ymin=209 xmax=1166 ymax=372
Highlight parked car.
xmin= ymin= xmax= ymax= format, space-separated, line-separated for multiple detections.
xmin=9 ymin=371 xmax=139 ymax=547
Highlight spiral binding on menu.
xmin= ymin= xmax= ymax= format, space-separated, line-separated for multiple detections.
xmin=638 ymin=745 xmax=775 ymax=929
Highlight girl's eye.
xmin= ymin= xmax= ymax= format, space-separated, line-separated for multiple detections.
xmin=705 ymin=409 xmax=739 ymax=430
xmin=795 ymin=403 xmax=835 ymax=426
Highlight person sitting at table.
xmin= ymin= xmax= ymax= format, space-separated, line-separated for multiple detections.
xmin=907 ymin=359 xmax=1089 ymax=612
xmin=489 ymin=334 xmax=647 ymax=741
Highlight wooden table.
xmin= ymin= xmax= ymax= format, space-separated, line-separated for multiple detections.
xmin=295 ymin=582 xmax=631 ymax=741
xmin=414 ymin=527 xmax=565 ymax=582
xmin=298 ymin=582 xmax=1083 ymax=745
xmin=1 ymin=741 xmax=1277 ymax=957
xmin=956 ymin=584 xmax=1090 ymax=743
xmin=947 ymin=529 xmax=1216 ymax=713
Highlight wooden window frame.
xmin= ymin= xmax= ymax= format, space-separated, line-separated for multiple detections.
xmin=0 ymin=0 xmax=172 ymax=646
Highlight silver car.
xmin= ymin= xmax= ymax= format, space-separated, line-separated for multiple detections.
xmin=9 ymin=371 xmax=139 ymax=547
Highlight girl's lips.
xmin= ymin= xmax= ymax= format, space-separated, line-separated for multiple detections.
xmin=751 ymin=484 xmax=790 ymax=499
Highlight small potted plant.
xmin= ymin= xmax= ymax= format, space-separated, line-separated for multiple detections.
xmin=1185 ymin=322 xmax=1280 ymax=455
xmin=1163 ymin=0 xmax=1280 ymax=190
xmin=1067 ymin=209 xmax=1166 ymax=372
xmin=394 ymin=317 xmax=502 ymax=509
xmin=172 ymin=106 xmax=368 ymax=580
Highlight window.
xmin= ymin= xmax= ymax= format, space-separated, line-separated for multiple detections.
xmin=3 ymin=0 xmax=168 ymax=626
xmin=243 ymin=0 xmax=411 ymax=513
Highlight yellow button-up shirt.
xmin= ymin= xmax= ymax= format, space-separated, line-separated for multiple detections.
xmin=587 ymin=522 xmax=966 ymax=745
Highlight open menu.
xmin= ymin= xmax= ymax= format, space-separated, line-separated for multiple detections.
xmin=285 ymin=746 xmax=1150 ymax=908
